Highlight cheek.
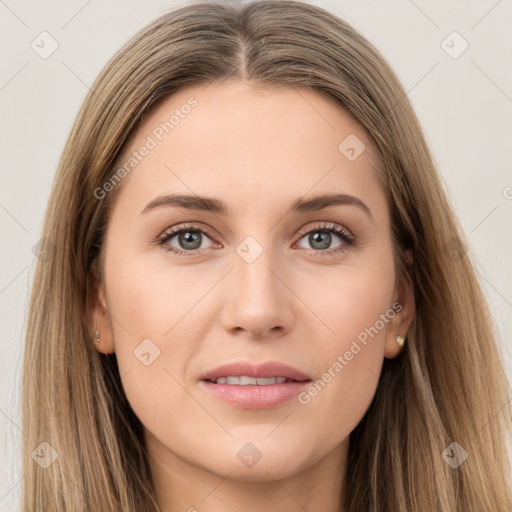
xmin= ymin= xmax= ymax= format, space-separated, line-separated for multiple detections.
xmin=293 ymin=249 xmax=395 ymax=431
xmin=298 ymin=247 xmax=395 ymax=350
xmin=103 ymin=245 xmax=232 ymax=437
xmin=104 ymin=245 xmax=210 ymax=345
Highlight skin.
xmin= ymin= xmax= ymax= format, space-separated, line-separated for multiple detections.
xmin=90 ymin=80 xmax=414 ymax=512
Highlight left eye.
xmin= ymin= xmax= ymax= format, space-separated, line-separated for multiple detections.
xmin=296 ymin=229 xmax=347 ymax=251
xmin=294 ymin=222 xmax=355 ymax=253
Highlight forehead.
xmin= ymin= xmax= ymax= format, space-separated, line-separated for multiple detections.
xmin=131 ymin=80 xmax=379 ymax=164
xmin=110 ymin=80 xmax=386 ymax=220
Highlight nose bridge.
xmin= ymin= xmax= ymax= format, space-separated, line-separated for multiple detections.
xmin=221 ymin=232 xmax=293 ymax=337
xmin=233 ymin=232 xmax=283 ymax=302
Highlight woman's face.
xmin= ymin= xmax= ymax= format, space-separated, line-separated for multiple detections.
xmin=92 ymin=81 xmax=413 ymax=485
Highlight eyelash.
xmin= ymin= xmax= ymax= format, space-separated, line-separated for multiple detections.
xmin=157 ymin=222 xmax=355 ymax=257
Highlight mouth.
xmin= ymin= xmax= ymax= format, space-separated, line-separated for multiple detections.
xmin=199 ymin=361 xmax=312 ymax=409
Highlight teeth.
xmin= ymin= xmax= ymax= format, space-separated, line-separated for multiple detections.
xmin=213 ymin=376 xmax=288 ymax=385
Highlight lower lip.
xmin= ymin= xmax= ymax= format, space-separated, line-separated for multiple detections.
xmin=199 ymin=380 xmax=311 ymax=409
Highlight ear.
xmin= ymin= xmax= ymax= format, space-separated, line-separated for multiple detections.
xmin=384 ymin=248 xmax=415 ymax=359
xmin=87 ymin=262 xmax=115 ymax=355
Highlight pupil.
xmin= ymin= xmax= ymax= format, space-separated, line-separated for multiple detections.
xmin=180 ymin=231 xmax=201 ymax=250
xmin=310 ymin=231 xmax=330 ymax=250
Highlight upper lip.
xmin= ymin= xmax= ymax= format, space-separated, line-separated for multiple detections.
xmin=200 ymin=361 xmax=311 ymax=382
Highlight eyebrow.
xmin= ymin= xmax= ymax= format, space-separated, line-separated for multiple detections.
xmin=140 ymin=192 xmax=373 ymax=219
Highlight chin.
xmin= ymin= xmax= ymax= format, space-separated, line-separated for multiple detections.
xmin=193 ymin=436 xmax=314 ymax=481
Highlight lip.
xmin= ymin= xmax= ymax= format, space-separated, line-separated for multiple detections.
xmin=199 ymin=361 xmax=312 ymax=409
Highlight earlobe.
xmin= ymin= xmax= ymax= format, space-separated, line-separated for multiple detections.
xmin=87 ymin=271 xmax=116 ymax=355
xmin=384 ymin=331 xmax=408 ymax=359
xmin=384 ymin=250 xmax=415 ymax=359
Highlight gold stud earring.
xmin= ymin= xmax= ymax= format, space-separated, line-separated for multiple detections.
xmin=94 ymin=330 xmax=101 ymax=344
xmin=395 ymin=335 xmax=405 ymax=347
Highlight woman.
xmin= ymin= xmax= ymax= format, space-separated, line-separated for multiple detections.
xmin=22 ymin=1 xmax=512 ymax=510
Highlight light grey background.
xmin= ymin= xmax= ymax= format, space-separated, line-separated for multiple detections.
xmin=1 ymin=0 xmax=511 ymax=509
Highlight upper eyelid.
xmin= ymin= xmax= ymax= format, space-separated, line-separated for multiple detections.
xmin=159 ymin=223 xmax=215 ymax=241
xmin=296 ymin=221 xmax=353 ymax=238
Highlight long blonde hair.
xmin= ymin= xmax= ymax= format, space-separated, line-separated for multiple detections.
xmin=22 ymin=1 xmax=511 ymax=510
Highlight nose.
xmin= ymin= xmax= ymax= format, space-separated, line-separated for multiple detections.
xmin=220 ymin=244 xmax=295 ymax=340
